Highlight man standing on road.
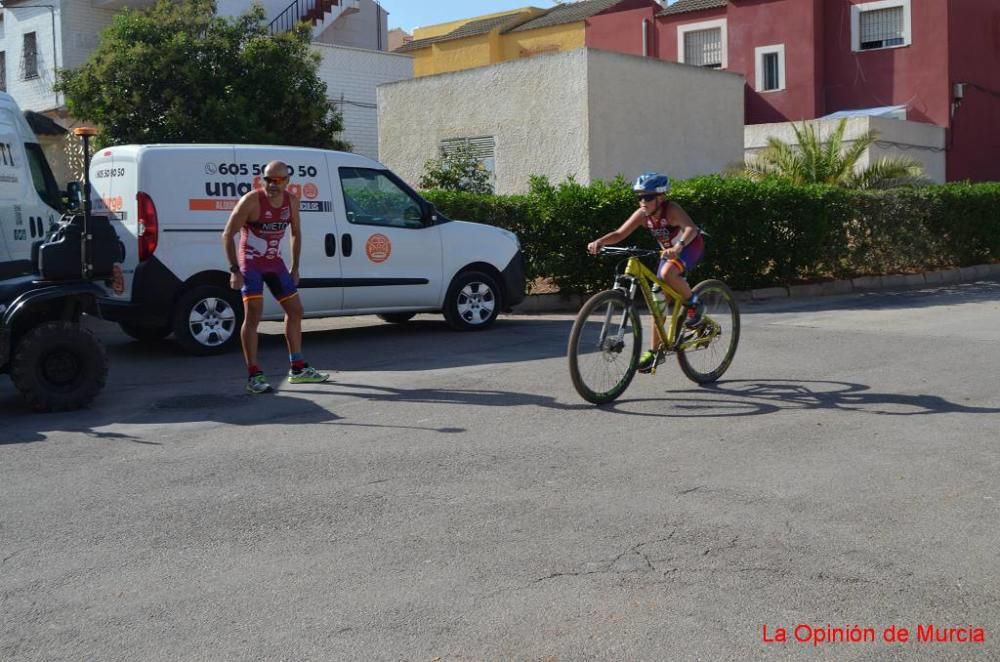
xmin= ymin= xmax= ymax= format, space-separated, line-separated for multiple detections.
xmin=222 ymin=160 xmax=329 ymax=394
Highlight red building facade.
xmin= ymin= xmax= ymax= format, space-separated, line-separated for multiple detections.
xmin=588 ymin=0 xmax=1000 ymax=181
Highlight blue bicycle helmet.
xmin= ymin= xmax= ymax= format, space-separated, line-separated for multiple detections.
xmin=633 ymin=172 xmax=670 ymax=194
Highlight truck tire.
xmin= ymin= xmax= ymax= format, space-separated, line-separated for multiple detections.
xmin=443 ymin=270 xmax=501 ymax=331
xmin=120 ymin=322 xmax=172 ymax=342
xmin=10 ymin=321 xmax=108 ymax=412
xmin=172 ymin=285 xmax=243 ymax=356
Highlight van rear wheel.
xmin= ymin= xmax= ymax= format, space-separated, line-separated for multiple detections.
xmin=173 ymin=285 xmax=243 ymax=355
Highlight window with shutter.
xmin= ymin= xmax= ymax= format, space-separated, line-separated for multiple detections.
xmin=860 ymin=7 xmax=904 ymax=49
xmin=441 ymin=136 xmax=495 ymax=187
xmin=851 ymin=0 xmax=911 ymax=52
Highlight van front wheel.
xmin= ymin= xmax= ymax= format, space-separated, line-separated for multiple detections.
xmin=173 ymin=285 xmax=243 ymax=355
xmin=443 ymin=271 xmax=500 ymax=331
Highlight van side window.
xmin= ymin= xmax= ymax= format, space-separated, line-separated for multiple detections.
xmin=25 ymin=142 xmax=62 ymax=211
xmin=339 ymin=167 xmax=425 ymax=229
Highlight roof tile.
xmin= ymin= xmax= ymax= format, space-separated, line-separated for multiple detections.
xmin=657 ymin=0 xmax=728 ymax=17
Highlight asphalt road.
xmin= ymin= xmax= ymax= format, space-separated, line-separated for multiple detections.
xmin=2 ymin=281 xmax=999 ymax=661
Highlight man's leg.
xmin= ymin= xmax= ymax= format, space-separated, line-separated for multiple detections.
xmin=241 ymin=297 xmax=264 ymax=368
xmin=272 ymin=271 xmax=329 ymax=384
xmin=241 ymin=296 xmax=273 ymax=393
xmin=278 ymin=293 xmax=304 ymax=356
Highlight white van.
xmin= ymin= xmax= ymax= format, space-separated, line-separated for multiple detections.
xmin=0 ymin=92 xmax=65 ymax=277
xmin=89 ymin=144 xmax=525 ymax=354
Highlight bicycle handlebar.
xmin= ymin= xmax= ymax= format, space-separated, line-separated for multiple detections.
xmin=597 ymin=245 xmax=661 ymax=257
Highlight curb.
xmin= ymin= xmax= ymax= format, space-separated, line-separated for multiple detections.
xmin=511 ymin=262 xmax=1000 ymax=314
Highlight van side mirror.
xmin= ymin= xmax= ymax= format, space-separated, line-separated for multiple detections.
xmin=423 ymin=203 xmax=439 ymax=223
xmin=64 ymin=181 xmax=82 ymax=211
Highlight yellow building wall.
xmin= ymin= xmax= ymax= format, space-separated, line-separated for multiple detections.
xmin=411 ymin=49 xmax=436 ymax=77
xmin=501 ymin=23 xmax=585 ymax=61
xmin=427 ymin=34 xmax=494 ymax=76
xmin=408 ymin=18 xmax=586 ymax=77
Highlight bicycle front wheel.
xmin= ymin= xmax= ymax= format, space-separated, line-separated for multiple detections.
xmin=677 ymin=279 xmax=740 ymax=384
xmin=568 ymin=289 xmax=642 ymax=404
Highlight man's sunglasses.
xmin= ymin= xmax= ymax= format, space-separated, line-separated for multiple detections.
xmin=264 ymin=176 xmax=288 ymax=185
xmin=636 ymin=193 xmax=658 ymax=202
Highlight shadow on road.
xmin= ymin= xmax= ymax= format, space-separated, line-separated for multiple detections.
xmin=605 ymin=378 xmax=1000 ymax=418
xmin=0 ymin=318 xmax=584 ymax=445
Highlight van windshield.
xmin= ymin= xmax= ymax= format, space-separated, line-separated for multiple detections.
xmin=25 ymin=142 xmax=63 ymax=212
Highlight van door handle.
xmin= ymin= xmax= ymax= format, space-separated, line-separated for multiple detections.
xmin=342 ymin=233 xmax=352 ymax=257
xmin=324 ymin=233 xmax=336 ymax=256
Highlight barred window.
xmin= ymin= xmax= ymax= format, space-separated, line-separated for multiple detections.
xmin=22 ymin=31 xmax=38 ymax=79
xmin=683 ymin=28 xmax=722 ymax=68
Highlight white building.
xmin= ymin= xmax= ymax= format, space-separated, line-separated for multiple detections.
xmin=378 ymin=48 xmax=745 ymax=195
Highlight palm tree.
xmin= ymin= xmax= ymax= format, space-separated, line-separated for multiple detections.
xmin=744 ymin=118 xmax=926 ymax=189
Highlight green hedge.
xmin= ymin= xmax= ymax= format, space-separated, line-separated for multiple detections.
xmin=423 ymin=177 xmax=1000 ymax=294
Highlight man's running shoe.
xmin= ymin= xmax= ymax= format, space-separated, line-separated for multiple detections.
xmin=685 ymin=298 xmax=705 ymax=328
xmin=246 ymin=372 xmax=273 ymax=394
xmin=288 ymin=365 xmax=330 ymax=384
xmin=637 ymin=350 xmax=664 ymax=373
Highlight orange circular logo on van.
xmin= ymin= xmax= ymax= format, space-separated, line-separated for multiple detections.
xmin=303 ymin=183 xmax=318 ymax=199
xmin=366 ymin=233 xmax=391 ymax=263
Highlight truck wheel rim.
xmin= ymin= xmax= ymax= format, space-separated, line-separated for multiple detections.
xmin=189 ymin=297 xmax=236 ymax=347
xmin=41 ymin=349 xmax=81 ymax=388
xmin=456 ymin=281 xmax=496 ymax=326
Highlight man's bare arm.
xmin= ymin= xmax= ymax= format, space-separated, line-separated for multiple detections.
xmin=288 ymin=193 xmax=302 ymax=274
xmin=222 ymin=194 xmax=255 ymax=268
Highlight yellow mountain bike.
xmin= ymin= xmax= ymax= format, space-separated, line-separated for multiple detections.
xmin=568 ymin=246 xmax=740 ymax=404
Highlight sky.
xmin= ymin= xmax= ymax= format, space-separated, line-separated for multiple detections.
xmin=377 ymin=0 xmax=675 ymax=33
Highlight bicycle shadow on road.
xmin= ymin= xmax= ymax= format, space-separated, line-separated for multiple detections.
xmin=605 ymin=379 xmax=1000 ymax=418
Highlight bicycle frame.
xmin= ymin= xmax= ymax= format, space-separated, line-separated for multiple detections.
xmin=612 ymin=255 xmax=720 ymax=358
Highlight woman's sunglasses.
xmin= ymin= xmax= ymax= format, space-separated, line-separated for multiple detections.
xmin=636 ymin=193 xmax=658 ymax=202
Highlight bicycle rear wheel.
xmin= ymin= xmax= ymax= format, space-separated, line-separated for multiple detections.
xmin=568 ymin=289 xmax=642 ymax=404
xmin=677 ymin=279 xmax=740 ymax=384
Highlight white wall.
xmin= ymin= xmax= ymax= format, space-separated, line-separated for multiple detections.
xmin=314 ymin=0 xmax=387 ymax=50
xmin=378 ymin=49 xmax=745 ymax=194
xmin=744 ymin=117 xmax=946 ymax=183
xmin=60 ymin=0 xmax=115 ymax=71
xmin=587 ymin=50 xmax=745 ymax=183
xmin=0 ymin=1 xmax=63 ymax=112
xmin=314 ymin=42 xmax=412 ymax=160
xmin=379 ymin=50 xmax=591 ymax=193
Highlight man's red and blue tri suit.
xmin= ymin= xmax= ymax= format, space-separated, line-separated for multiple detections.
xmin=644 ymin=206 xmax=705 ymax=275
xmin=238 ymin=190 xmax=298 ymax=303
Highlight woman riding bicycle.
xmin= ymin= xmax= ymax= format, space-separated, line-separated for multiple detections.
xmin=587 ymin=172 xmax=705 ymax=372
